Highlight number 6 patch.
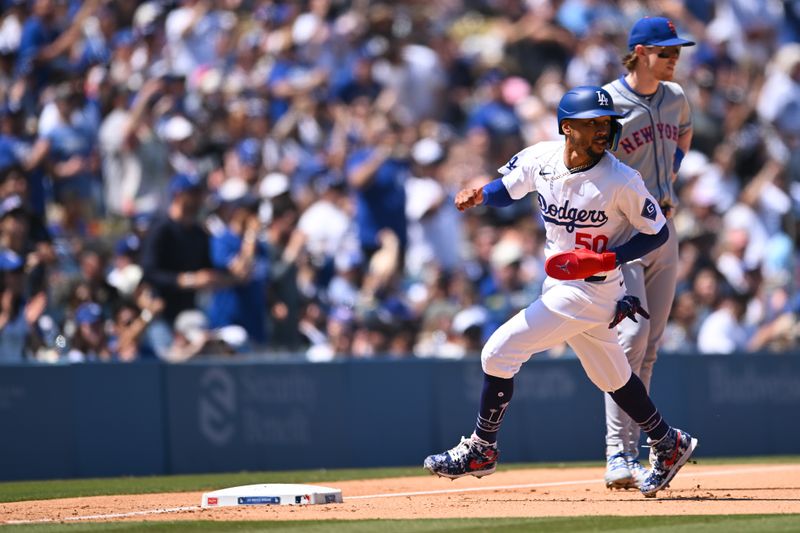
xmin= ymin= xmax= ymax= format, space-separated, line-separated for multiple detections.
xmin=641 ymin=198 xmax=657 ymax=221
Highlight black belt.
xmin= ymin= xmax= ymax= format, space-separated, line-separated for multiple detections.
xmin=584 ymin=275 xmax=606 ymax=282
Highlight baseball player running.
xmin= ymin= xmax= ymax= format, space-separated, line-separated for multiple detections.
xmin=601 ymin=16 xmax=694 ymax=489
xmin=423 ymin=86 xmax=697 ymax=498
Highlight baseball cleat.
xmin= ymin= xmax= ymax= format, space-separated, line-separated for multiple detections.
xmin=640 ymin=428 xmax=698 ymax=498
xmin=604 ymin=452 xmax=634 ymax=489
xmin=626 ymin=455 xmax=650 ymax=489
xmin=423 ymin=435 xmax=498 ymax=479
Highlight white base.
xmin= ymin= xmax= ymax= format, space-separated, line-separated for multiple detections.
xmin=201 ymin=483 xmax=343 ymax=508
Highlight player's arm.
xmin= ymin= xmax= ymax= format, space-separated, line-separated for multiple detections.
xmin=454 ymin=179 xmax=511 ymax=211
xmin=612 ymin=173 xmax=669 ymax=264
xmin=672 ymin=93 xmax=693 ymax=180
xmin=672 ymin=132 xmax=691 ymax=182
xmin=545 ymin=225 xmax=668 ymax=281
xmin=609 ymin=223 xmax=668 ymax=265
xmin=454 ymin=152 xmax=536 ymax=211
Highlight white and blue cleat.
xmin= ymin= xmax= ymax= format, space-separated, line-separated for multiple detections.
xmin=605 ymin=451 xmax=652 ymax=489
xmin=423 ymin=435 xmax=499 ymax=479
xmin=640 ymin=428 xmax=698 ymax=498
xmin=604 ymin=451 xmax=635 ymax=489
xmin=627 ymin=454 xmax=650 ymax=488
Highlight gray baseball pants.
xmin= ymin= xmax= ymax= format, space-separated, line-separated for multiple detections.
xmin=605 ymin=219 xmax=679 ymax=459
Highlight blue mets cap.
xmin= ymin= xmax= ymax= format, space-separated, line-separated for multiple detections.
xmin=628 ymin=17 xmax=695 ymax=50
xmin=75 ymin=302 xmax=103 ymax=325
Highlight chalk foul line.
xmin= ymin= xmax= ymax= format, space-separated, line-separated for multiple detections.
xmin=4 ymin=464 xmax=798 ymax=524
xmin=4 ymin=505 xmax=200 ymax=525
xmin=346 ymin=464 xmax=799 ymax=500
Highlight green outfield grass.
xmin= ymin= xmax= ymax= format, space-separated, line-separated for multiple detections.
xmin=4 ymin=515 xmax=800 ymax=533
xmin=1 ymin=455 xmax=799 ymax=504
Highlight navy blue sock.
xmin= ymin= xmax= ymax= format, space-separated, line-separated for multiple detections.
xmin=474 ymin=373 xmax=513 ymax=444
xmin=609 ymin=373 xmax=670 ymax=443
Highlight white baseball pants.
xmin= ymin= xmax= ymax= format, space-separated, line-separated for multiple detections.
xmin=482 ymin=273 xmax=632 ymax=393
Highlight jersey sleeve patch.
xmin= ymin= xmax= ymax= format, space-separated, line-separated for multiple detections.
xmin=641 ymin=198 xmax=657 ymax=221
xmin=498 ymin=154 xmax=519 ymax=175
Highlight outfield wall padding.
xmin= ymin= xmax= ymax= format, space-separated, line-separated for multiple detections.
xmin=1 ymin=354 xmax=799 ymax=480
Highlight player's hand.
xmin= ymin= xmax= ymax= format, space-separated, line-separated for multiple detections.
xmin=545 ymin=248 xmax=616 ymax=280
xmin=454 ymin=187 xmax=484 ymax=211
xmin=609 ymin=295 xmax=650 ymax=329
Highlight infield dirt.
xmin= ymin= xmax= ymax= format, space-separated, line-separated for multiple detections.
xmin=2 ymin=463 xmax=799 ymax=524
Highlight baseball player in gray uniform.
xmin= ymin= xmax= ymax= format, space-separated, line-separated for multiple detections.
xmin=423 ymin=85 xmax=697 ymax=498
xmin=601 ymin=16 xmax=695 ymax=489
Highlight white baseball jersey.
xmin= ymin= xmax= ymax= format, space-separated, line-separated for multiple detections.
xmin=480 ymin=141 xmax=667 ymax=390
xmin=496 ymin=141 xmax=665 ymax=321
xmin=604 ymin=78 xmax=692 ymax=207
xmin=498 ymin=141 xmax=666 ymax=262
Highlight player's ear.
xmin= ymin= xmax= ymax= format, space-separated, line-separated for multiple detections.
xmin=561 ymin=120 xmax=571 ymax=134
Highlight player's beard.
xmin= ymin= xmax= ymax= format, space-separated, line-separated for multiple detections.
xmin=654 ymin=61 xmax=677 ymax=82
xmin=656 ymin=69 xmax=675 ymax=82
xmin=586 ymin=137 xmax=608 ymax=160
xmin=566 ymin=131 xmax=605 ymax=164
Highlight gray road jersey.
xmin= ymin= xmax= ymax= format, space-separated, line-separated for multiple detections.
xmin=603 ymin=78 xmax=691 ymax=207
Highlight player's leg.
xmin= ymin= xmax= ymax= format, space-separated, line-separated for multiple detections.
xmin=569 ymin=327 xmax=698 ymax=497
xmin=568 ymin=326 xmax=634 ymax=398
xmin=604 ymin=260 xmax=648 ymax=487
xmin=424 ymin=298 xmax=587 ymax=479
xmin=625 ymin=222 xmax=679 ymax=475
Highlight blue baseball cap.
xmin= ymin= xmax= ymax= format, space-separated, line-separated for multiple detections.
xmin=0 ymin=249 xmax=23 ymax=271
xmin=114 ymin=234 xmax=140 ymax=256
xmin=168 ymin=173 xmax=202 ymax=197
xmin=131 ymin=211 xmax=153 ymax=232
xmin=75 ymin=302 xmax=103 ymax=325
xmin=112 ymin=29 xmax=136 ymax=49
xmin=0 ymin=194 xmax=25 ymax=218
xmin=628 ymin=17 xmax=695 ymax=50
xmin=233 ymin=193 xmax=260 ymax=210
xmin=236 ymin=138 xmax=261 ymax=167
xmin=478 ymin=68 xmax=504 ymax=86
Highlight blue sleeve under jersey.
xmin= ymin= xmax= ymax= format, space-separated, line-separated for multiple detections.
xmin=611 ymin=224 xmax=669 ymax=265
xmin=481 ymin=178 xmax=513 ymax=207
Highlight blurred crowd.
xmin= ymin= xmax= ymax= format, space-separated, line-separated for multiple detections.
xmin=0 ymin=0 xmax=799 ymax=363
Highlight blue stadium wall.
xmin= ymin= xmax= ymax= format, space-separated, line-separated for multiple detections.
xmin=1 ymin=354 xmax=799 ymax=481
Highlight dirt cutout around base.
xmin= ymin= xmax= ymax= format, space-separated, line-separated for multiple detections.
xmin=2 ymin=463 xmax=800 ymax=524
